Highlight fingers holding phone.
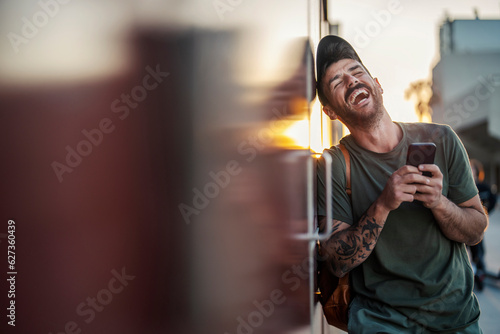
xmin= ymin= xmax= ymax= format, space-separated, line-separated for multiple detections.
xmin=406 ymin=143 xmax=443 ymax=208
xmin=413 ymin=164 xmax=444 ymax=208
xmin=379 ymin=165 xmax=423 ymax=211
xmin=380 ymin=144 xmax=443 ymax=211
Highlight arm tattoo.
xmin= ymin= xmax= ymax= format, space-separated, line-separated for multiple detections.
xmin=324 ymin=212 xmax=384 ymax=276
xmin=361 ymin=217 xmax=382 ymax=238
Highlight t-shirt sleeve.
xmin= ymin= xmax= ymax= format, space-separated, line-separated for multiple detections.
xmin=443 ymin=126 xmax=478 ymax=204
xmin=316 ymin=147 xmax=354 ymax=225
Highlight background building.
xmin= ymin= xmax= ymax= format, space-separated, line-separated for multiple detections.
xmin=431 ymin=15 xmax=500 ymax=190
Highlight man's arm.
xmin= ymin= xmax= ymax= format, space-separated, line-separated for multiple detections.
xmin=320 ymin=165 xmax=424 ymax=277
xmin=319 ymin=201 xmax=387 ymax=277
xmin=415 ymin=164 xmax=488 ymax=245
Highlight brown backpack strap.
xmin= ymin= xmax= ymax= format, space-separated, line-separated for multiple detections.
xmin=337 ymin=143 xmax=351 ymax=198
xmin=318 ymin=144 xmax=353 ymax=330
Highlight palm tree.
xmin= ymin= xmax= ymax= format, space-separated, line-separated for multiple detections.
xmin=405 ymin=80 xmax=433 ymax=122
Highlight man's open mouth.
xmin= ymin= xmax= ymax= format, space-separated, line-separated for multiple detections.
xmin=348 ymin=88 xmax=370 ymax=106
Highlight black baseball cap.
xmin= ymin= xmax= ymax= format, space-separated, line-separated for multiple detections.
xmin=316 ymin=35 xmax=370 ymax=105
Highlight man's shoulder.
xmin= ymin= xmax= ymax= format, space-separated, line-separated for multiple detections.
xmin=399 ymin=122 xmax=454 ymax=142
xmin=320 ymin=144 xmax=349 ymax=171
xmin=399 ymin=121 xmax=451 ymax=132
xmin=322 ymin=144 xmax=344 ymax=161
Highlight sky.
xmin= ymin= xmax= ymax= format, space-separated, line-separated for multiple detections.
xmin=327 ymin=0 xmax=500 ymax=122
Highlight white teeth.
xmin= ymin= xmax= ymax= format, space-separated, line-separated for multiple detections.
xmin=349 ymin=89 xmax=368 ymax=104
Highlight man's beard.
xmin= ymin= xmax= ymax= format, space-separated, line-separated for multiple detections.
xmin=335 ymin=84 xmax=383 ymax=130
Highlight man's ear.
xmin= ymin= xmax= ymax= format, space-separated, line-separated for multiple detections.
xmin=374 ymin=78 xmax=384 ymax=94
xmin=322 ymin=105 xmax=337 ymax=120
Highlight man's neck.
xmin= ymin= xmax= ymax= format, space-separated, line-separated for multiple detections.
xmin=347 ymin=112 xmax=402 ymax=153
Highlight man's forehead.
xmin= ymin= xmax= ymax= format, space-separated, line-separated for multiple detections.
xmin=324 ymin=58 xmax=363 ymax=77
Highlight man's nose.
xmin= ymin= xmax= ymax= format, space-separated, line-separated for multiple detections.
xmin=345 ymin=74 xmax=358 ymax=87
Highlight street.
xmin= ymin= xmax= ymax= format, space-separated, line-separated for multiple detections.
xmin=476 ymin=207 xmax=500 ymax=333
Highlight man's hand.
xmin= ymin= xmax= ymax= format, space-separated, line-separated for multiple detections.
xmin=408 ymin=163 xmax=487 ymax=245
xmin=378 ymin=165 xmax=425 ymax=211
xmin=413 ymin=164 xmax=444 ymax=208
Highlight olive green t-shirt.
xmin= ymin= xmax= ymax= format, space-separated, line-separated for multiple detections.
xmin=317 ymin=122 xmax=480 ymax=332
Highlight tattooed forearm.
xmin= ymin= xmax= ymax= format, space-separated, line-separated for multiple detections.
xmin=337 ymin=214 xmax=382 ymax=271
xmin=320 ymin=206 xmax=387 ymax=277
xmin=361 ymin=216 xmax=382 ymax=238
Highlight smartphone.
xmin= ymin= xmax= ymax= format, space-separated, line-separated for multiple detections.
xmin=406 ymin=143 xmax=436 ymax=177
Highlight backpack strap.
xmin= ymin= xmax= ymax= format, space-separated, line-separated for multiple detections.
xmin=337 ymin=143 xmax=351 ymax=198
